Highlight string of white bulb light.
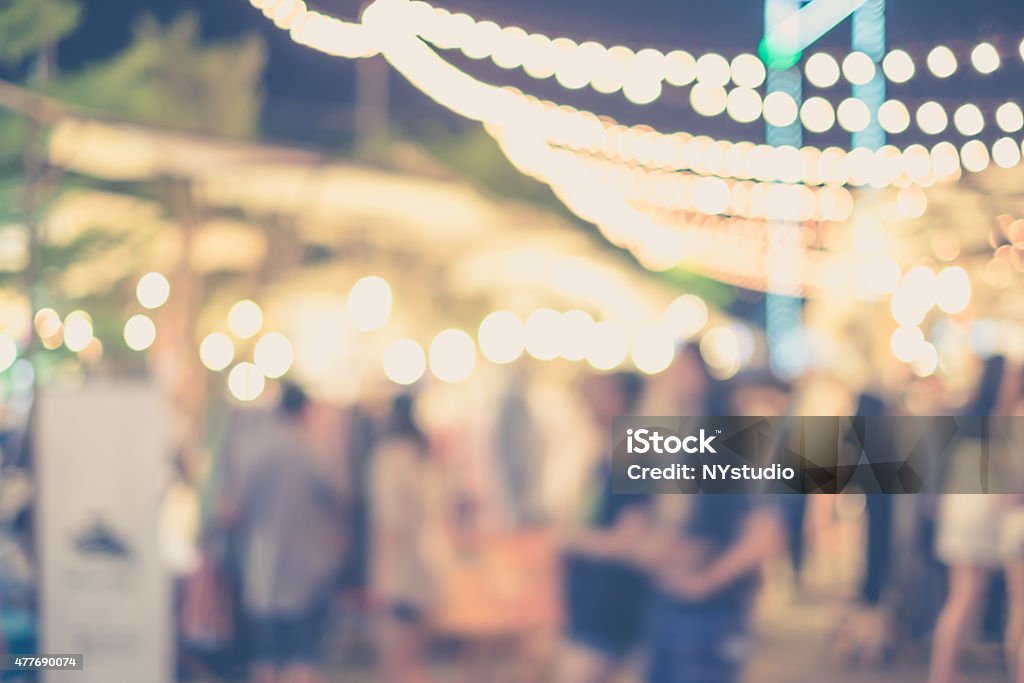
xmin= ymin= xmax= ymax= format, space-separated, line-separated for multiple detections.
xmin=249 ymin=0 xmax=1024 ymax=191
xmin=252 ymin=0 xmax=1024 ymax=138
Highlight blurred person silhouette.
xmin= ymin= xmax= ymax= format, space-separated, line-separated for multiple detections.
xmin=229 ymin=383 xmax=347 ymax=683
xmin=369 ymin=393 xmax=447 ymax=683
xmin=641 ymin=376 xmax=784 ymax=683
xmin=559 ymin=371 xmax=650 ymax=683
xmin=929 ymin=356 xmax=1022 ymax=683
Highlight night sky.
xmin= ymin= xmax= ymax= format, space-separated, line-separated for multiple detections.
xmin=53 ymin=0 xmax=1024 ymax=145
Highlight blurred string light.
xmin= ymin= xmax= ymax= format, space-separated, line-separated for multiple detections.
xmin=253 ymin=0 xmax=1024 ymax=158
xmin=559 ymin=309 xmax=596 ymax=361
xmin=429 ymin=328 xmax=476 ymax=383
xmin=228 ymin=299 xmax=263 ymax=339
xmin=477 ymin=310 xmax=525 ymax=364
xmin=136 ymin=272 xmax=170 ymax=309
xmin=200 ymin=332 xmax=235 ymax=371
xmin=228 ymin=361 xmax=265 ymax=401
xmin=347 ymin=275 xmax=393 ymax=332
xmin=630 ymin=324 xmax=675 ymax=374
xmin=523 ymin=307 xmax=562 ymax=361
xmin=382 ymin=337 xmax=426 ymax=385
xmin=253 ymin=332 xmax=294 ymax=378
xmin=63 ymin=311 xmax=93 ymax=353
xmin=124 ymin=314 xmax=156 ymax=351
xmin=586 ymin=320 xmax=629 ymax=371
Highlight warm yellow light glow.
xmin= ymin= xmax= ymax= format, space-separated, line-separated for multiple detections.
xmin=228 ymin=299 xmax=263 ymax=339
xmin=726 ymin=87 xmax=762 ymax=123
xmin=383 ymin=337 xmax=426 ymax=385
xmin=663 ymin=50 xmax=696 ymax=86
xmin=477 ymin=310 xmax=525 ymax=364
xmin=124 ymin=314 xmax=156 ymax=351
xmin=837 ymin=98 xmax=870 ymax=133
xmin=996 ymin=102 xmax=1024 ymax=133
xmin=63 ymin=310 xmax=93 ymax=353
xmin=910 ymin=341 xmax=938 ymax=377
xmin=700 ymin=325 xmax=741 ymax=378
xmin=586 ymin=320 xmax=629 ymax=371
xmin=228 ymin=362 xmax=265 ymax=401
xmin=730 ymin=53 xmax=765 ymax=88
xmin=690 ymin=83 xmax=728 ymax=117
xmin=763 ymin=91 xmax=798 ymax=127
xmin=695 ymin=53 xmax=730 ymax=87
xmin=842 ymin=51 xmax=875 ymax=85
xmin=970 ymin=42 xmax=1000 ymax=74
xmin=34 ymin=308 xmax=61 ymax=339
xmin=936 ymin=266 xmax=971 ymax=314
xmin=347 ymin=275 xmax=392 ymax=332
xmin=200 ymin=332 xmax=235 ymax=371
xmin=623 ymin=77 xmax=662 ymax=105
xmin=953 ymin=104 xmax=984 ymax=136
xmin=429 ymin=328 xmax=476 ymax=383
xmin=630 ymin=324 xmax=675 ymax=375
xmin=878 ymin=99 xmax=910 ymax=134
xmin=960 ymin=139 xmax=990 ymax=173
xmin=890 ymin=325 xmax=924 ymax=363
xmin=915 ymin=102 xmax=947 ymax=135
xmin=804 ymin=52 xmax=840 ymax=88
xmin=882 ymin=49 xmax=914 ymax=83
xmin=136 ymin=272 xmax=170 ymax=309
xmin=926 ymin=45 xmax=957 ymax=78
xmin=992 ymin=137 xmax=1022 ymax=169
xmin=254 ymin=332 xmax=294 ymax=378
xmin=524 ymin=308 xmax=562 ymax=361
xmin=560 ymin=309 xmax=596 ymax=361
xmin=896 ymin=186 xmax=928 ymax=218
xmin=663 ymin=294 xmax=708 ymax=341
xmin=800 ymin=96 xmax=835 ymax=133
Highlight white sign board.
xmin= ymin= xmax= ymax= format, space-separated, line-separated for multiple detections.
xmin=35 ymin=382 xmax=171 ymax=683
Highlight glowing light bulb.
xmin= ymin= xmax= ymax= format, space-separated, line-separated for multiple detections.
xmin=63 ymin=311 xmax=93 ymax=352
xmin=960 ymin=139 xmax=990 ymax=173
xmin=763 ymin=91 xmax=798 ymax=127
xmin=970 ymin=42 xmax=1000 ymax=74
xmin=228 ymin=362 xmax=265 ymax=401
xmin=663 ymin=50 xmax=696 ymax=86
xmin=228 ymin=299 xmax=263 ymax=339
xmin=800 ymin=96 xmax=835 ymax=133
xmin=383 ymin=338 xmax=426 ymax=385
xmin=586 ymin=320 xmax=629 ymax=371
xmin=429 ymin=328 xmax=476 ymax=383
xmin=882 ymin=49 xmax=915 ymax=83
xmin=936 ymin=266 xmax=971 ymax=313
xmin=916 ymin=102 xmax=948 ymax=135
xmin=136 ymin=272 xmax=170 ymax=309
xmin=953 ymin=104 xmax=984 ymax=136
xmin=730 ymin=53 xmax=766 ymax=88
xmin=992 ymin=137 xmax=1022 ymax=169
xmin=696 ymin=53 xmax=730 ymax=87
xmin=837 ymin=98 xmax=871 ymax=132
xmin=927 ymin=45 xmax=957 ymax=78
xmin=663 ymin=294 xmax=708 ymax=340
xmin=254 ymin=332 xmax=293 ymax=378
xmin=842 ymin=51 xmax=876 ymax=85
xmin=726 ymin=87 xmax=762 ymax=123
xmin=995 ymin=102 xmax=1024 ymax=133
xmin=124 ymin=314 xmax=156 ymax=351
xmin=347 ymin=276 xmax=392 ymax=332
xmin=890 ymin=325 xmax=925 ymax=362
xmin=878 ymin=100 xmax=910 ymax=134
xmin=200 ymin=332 xmax=235 ymax=371
xmin=630 ymin=324 xmax=675 ymax=375
xmin=478 ymin=310 xmax=525 ymax=364
xmin=690 ymin=83 xmax=728 ymax=117
xmin=804 ymin=52 xmax=840 ymax=88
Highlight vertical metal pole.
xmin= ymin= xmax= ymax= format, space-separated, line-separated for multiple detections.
xmin=852 ymin=0 xmax=886 ymax=152
xmin=765 ymin=0 xmax=806 ymax=378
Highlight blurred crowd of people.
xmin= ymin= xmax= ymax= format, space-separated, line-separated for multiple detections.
xmin=157 ymin=344 xmax=1024 ymax=683
xmin=4 ymin=346 xmax=1024 ymax=683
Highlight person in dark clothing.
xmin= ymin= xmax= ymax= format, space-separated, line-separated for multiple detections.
xmin=560 ymin=371 xmax=649 ymax=683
